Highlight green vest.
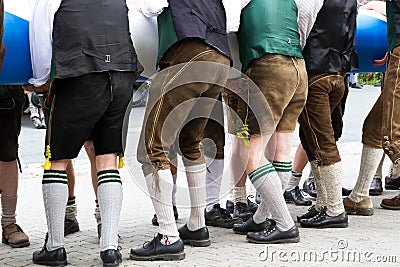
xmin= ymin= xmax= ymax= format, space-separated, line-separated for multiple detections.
xmin=157 ymin=8 xmax=178 ymax=64
xmin=237 ymin=0 xmax=302 ymax=71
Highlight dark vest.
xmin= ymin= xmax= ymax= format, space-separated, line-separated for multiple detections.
xmin=303 ymin=0 xmax=358 ymax=73
xmin=387 ymin=0 xmax=400 ymax=51
xmin=52 ymin=0 xmax=141 ymax=79
xmin=157 ymin=0 xmax=231 ymax=63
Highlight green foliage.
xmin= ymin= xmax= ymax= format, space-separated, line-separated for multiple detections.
xmin=358 ymin=73 xmax=383 ymax=85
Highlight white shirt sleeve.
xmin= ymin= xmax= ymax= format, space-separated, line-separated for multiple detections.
xmin=28 ymin=0 xmax=61 ymax=87
xmin=295 ymin=0 xmax=324 ymax=49
xmin=141 ymin=0 xmax=169 ymax=18
xmin=223 ymin=0 xmax=250 ymax=33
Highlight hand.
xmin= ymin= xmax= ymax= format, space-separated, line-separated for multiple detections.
xmin=373 ymin=52 xmax=388 ymax=67
xmin=22 ymin=84 xmax=35 ymax=92
xmin=128 ymin=0 xmax=142 ymax=12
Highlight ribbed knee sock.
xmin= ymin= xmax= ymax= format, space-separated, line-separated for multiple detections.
xmin=286 ymin=171 xmax=302 ymax=191
xmin=42 ymin=170 xmax=68 ymax=251
xmin=205 ymin=157 xmax=223 ymax=212
xmin=1 ymin=196 xmax=17 ymax=228
xmin=319 ymin=162 xmax=345 ymax=216
xmin=97 ymin=170 xmax=122 ymax=251
xmin=349 ymin=145 xmax=382 ymax=203
xmin=186 ymin=164 xmax=206 ymax=231
xmin=272 ymin=161 xmax=292 ymax=190
xmin=250 ymin=164 xmax=294 ymax=231
xmin=146 ymin=169 xmax=179 ymax=244
xmin=310 ymin=161 xmax=327 ymax=211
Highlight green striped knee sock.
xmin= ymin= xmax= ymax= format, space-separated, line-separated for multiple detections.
xmin=97 ymin=170 xmax=122 ymax=251
xmin=249 ymin=164 xmax=294 ymax=231
xmin=42 ymin=170 xmax=68 ymax=251
xmin=272 ymin=161 xmax=292 ymax=191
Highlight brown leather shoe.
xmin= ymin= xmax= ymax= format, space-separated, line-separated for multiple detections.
xmin=369 ymin=177 xmax=383 ymax=196
xmin=385 ymin=176 xmax=400 ymax=190
xmin=2 ymin=224 xmax=30 ymax=248
xmin=381 ymin=194 xmax=400 ymax=210
xmin=343 ymin=197 xmax=374 ymax=216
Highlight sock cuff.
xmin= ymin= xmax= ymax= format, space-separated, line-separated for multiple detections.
xmin=291 ymin=171 xmax=302 ymax=177
xmin=98 ymin=169 xmax=121 ymax=186
xmin=249 ymin=164 xmax=275 ymax=183
xmin=67 ymin=197 xmax=76 ymax=205
xmin=43 ymin=170 xmax=68 ymax=184
xmin=272 ymin=161 xmax=292 ymax=172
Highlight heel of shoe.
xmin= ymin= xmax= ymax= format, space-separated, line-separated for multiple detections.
xmin=164 ymin=252 xmax=186 ymax=261
xmin=184 ymin=239 xmax=211 ymax=247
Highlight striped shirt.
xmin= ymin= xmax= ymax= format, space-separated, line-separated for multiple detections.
xmin=295 ymin=0 xmax=324 ymax=49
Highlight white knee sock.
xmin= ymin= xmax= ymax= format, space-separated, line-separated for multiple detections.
xmin=272 ymin=161 xmax=292 ymax=190
xmin=319 ymin=162 xmax=345 ymax=217
xmin=146 ymin=169 xmax=179 ymax=244
xmin=185 ymin=164 xmax=206 ymax=231
xmin=205 ymin=156 xmax=224 ymax=212
xmin=310 ymin=161 xmax=327 ymax=211
xmin=97 ymin=170 xmax=122 ymax=251
xmin=349 ymin=145 xmax=382 ymax=203
xmin=233 ymin=186 xmax=247 ymax=204
xmin=250 ymin=164 xmax=294 ymax=231
xmin=286 ymin=171 xmax=302 ymax=191
xmin=172 ymin=173 xmax=177 ymax=206
xmin=42 ymin=170 xmax=68 ymax=251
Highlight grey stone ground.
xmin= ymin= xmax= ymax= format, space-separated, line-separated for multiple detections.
xmin=2 ymin=86 xmax=400 ymax=266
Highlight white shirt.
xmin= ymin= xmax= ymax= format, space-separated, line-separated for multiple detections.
xmin=295 ymin=0 xmax=324 ymax=49
xmin=28 ymin=0 xmax=62 ymax=87
xmin=141 ymin=0 xmax=250 ymax=33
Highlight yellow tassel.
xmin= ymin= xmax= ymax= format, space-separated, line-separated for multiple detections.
xmin=42 ymin=145 xmax=52 ymax=170
xmin=118 ymin=154 xmax=125 ymax=169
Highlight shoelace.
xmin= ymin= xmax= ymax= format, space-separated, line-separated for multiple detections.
xmin=217 ymin=206 xmax=233 ymax=220
xmin=309 ymin=181 xmax=316 ymax=191
xmin=263 ymin=219 xmax=276 ymax=235
xmin=142 ymin=235 xmax=159 ymax=249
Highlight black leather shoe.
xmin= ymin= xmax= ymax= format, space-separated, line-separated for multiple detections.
xmin=151 ymin=205 xmax=179 ymax=226
xmin=284 ymin=186 xmax=312 ymax=206
xmin=178 ymin=224 xmax=210 ymax=247
xmin=233 ymin=202 xmax=253 ymax=221
xmin=247 ymin=196 xmax=258 ymax=213
xmin=100 ymin=249 xmax=122 ymax=267
xmin=385 ymin=176 xmax=400 ymax=190
xmin=300 ymin=210 xmax=348 ymax=228
xmin=205 ymin=204 xmax=242 ymax=229
xmin=130 ymin=233 xmax=185 ymax=261
xmin=226 ymin=200 xmax=234 ymax=214
xmin=369 ymin=177 xmax=383 ymax=196
xmin=303 ymin=179 xmax=317 ymax=198
xmin=342 ymin=187 xmax=352 ymax=196
xmin=296 ymin=205 xmax=321 ymax=222
xmin=33 ymin=235 xmax=67 ymax=266
xmin=64 ymin=218 xmax=80 ymax=236
xmin=233 ymin=217 xmax=269 ymax=235
xmin=246 ymin=220 xmax=300 ymax=244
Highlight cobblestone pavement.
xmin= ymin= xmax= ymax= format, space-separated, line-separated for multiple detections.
xmin=2 ymin=86 xmax=399 ymax=266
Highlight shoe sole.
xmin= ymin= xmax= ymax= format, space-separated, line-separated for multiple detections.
xmin=345 ymin=209 xmax=374 ymax=216
xmin=182 ymin=239 xmax=211 ymax=247
xmin=103 ymin=258 xmax=122 ymax=267
xmin=206 ymin=222 xmax=235 ymax=229
xmin=384 ymin=185 xmax=400 ymax=190
xmin=369 ymin=191 xmax=382 ymax=196
xmin=285 ymin=199 xmax=312 ymax=206
xmin=380 ymin=203 xmax=400 ymax=210
xmin=300 ymin=222 xmax=348 ymax=228
xmin=2 ymin=238 xmax=30 ymax=248
xmin=246 ymin=236 xmax=300 ymax=244
xmin=64 ymin=225 xmax=80 ymax=236
xmin=32 ymin=259 xmax=68 ymax=266
xmin=129 ymin=252 xmax=185 ymax=261
xmin=233 ymin=230 xmax=248 ymax=235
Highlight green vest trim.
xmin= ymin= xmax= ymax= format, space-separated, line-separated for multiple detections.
xmin=157 ymin=8 xmax=178 ymax=64
xmin=237 ymin=0 xmax=302 ymax=71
